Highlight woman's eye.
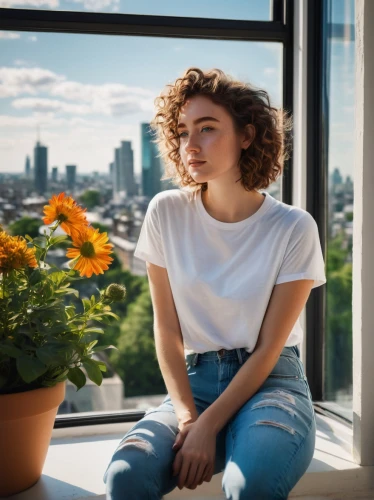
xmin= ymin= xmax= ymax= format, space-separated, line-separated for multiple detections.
xmin=178 ymin=126 xmax=213 ymax=138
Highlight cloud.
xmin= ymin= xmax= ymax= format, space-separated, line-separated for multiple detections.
xmin=13 ymin=59 xmax=37 ymax=67
xmin=12 ymin=97 xmax=93 ymax=115
xmin=0 ymin=0 xmax=57 ymax=7
xmin=0 ymin=114 xmax=66 ymax=128
xmin=1 ymin=65 xmax=157 ymax=118
xmin=262 ymin=42 xmax=282 ymax=54
xmin=71 ymin=0 xmax=119 ymax=10
xmin=264 ymin=67 xmax=276 ymax=76
xmin=0 ymin=67 xmax=66 ymax=98
xmin=0 ymin=113 xmax=110 ymax=129
xmin=0 ymin=138 xmax=16 ymax=149
xmin=0 ymin=31 xmax=21 ymax=40
xmin=0 ymin=66 xmax=156 ymax=116
xmin=27 ymin=35 xmax=38 ymax=42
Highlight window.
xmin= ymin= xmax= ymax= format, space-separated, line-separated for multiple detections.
xmin=323 ymin=0 xmax=354 ymax=420
xmin=0 ymin=5 xmax=291 ymax=423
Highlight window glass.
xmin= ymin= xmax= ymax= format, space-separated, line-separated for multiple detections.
xmin=0 ymin=0 xmax=272 ymax=20
xmin=323 ymin=0 xmax=354 ymax=420
xmin=0 ymin=31 xmax=282 ymax=415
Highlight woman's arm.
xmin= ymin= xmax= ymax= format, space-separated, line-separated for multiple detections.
xmin=198 ymin=278 xmax=315 ymax=433
xmin=146 ymin=261 xmax=198 ymax=429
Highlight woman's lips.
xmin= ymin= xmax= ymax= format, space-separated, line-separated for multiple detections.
xmin=189 ymin=161 xmax=206 ymax=167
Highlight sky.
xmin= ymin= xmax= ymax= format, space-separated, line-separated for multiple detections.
xmin=0 ymin=0 xmax=354 ymax=181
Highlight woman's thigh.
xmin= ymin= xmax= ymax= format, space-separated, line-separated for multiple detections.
xmin=223 ymin=349 xmax=316 ymax=500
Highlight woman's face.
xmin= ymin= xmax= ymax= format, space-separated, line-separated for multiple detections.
xmin=177 ymin=94 xmax=252 ymax=185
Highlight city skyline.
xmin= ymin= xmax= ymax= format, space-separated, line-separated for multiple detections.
xmin=0 ymin=1 xmax=353 ymax=179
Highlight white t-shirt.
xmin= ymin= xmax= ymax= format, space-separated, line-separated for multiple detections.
xmin=134 ymin=188 xmax=327 ymax=354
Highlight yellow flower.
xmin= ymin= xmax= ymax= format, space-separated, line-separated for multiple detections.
xmin=66 ymin=227 xmax=113 ymax=278
xmin=0 ymin=231 xmax=37 ymax=273
xmin=43 ymin=192 xmax=89 ymax=238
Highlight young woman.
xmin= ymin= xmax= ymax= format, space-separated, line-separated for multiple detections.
xmin=104 ymin=67 xmax=327 ymax=500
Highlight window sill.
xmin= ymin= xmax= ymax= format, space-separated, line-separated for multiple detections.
xmin=4 ymin=412 xmax=374 ymax=500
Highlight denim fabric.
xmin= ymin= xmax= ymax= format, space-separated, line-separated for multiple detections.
xmin=103 ymin=345 xmax=316 ymax=499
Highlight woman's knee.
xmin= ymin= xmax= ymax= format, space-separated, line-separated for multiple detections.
xmin=222 ymin=462 xmax=285 ymax=500
xmin=104 ymin=446 xmax=161 ymax=500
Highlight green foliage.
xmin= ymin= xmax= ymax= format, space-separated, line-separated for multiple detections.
xmin=9 ymin=217 xmax=43 ymax=239
xmin=0 ymin=224 xmax=126 ymax=395
xmin=109 ymin=284 xmax=165 ymax=397
xmin=325 ymin=230 xmax=353 ymax=397
xmin=80 ymin=190 xmax=101 ymax=209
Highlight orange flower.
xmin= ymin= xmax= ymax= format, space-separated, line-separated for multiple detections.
xmin=0 ymin=231 xmax=37 ymax=273
xmin=66 ymin=227 xmax=113 ymax=278
xmin=43 ymin=192 xmax=88 ymax=238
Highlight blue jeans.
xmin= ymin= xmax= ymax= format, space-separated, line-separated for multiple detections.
xmin=104 ymin=345 xmax=316 ymax=499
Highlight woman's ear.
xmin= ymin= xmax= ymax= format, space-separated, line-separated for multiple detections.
xmin=242 ymin=124 xmax=256 ymax=150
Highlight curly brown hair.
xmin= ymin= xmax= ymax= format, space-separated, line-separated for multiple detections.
xmin=150 ymin=67 xmax=292 ymax=192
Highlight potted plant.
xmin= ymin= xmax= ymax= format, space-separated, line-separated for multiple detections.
xmin=0 ymin=192 xmax=126 ymax=497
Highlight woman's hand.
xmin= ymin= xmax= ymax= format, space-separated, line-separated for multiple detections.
xmin=172 ymin=420 xmax=217 ymax=490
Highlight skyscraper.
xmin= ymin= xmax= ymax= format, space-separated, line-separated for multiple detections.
xmin=141 ymin=123 xmax=162 ymax=199
xmin=113 ymin=141 xmax=136 ymax=198
xmin=25 ymin=155 xmax=31 ymax=178
xmin=120 ymin=141 xmax=136 ymax=197
xmin=66 ymin=165 xmax=76 ymax=191
xmin=52 ymin=167 xmax=58 ymax=182
xmin=34 ymin=141 xmax=48 ymax=195
xmin=112 ymin=148 xmax=121 ymax=196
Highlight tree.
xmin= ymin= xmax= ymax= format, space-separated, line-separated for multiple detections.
xmin=109 ymin=283 xmax=165 ymax=398
xmin=80 ymin=190 xmax=101 ymax=209
xmin=325 ymin=230 xmax=352 ymax=399
xmin=9 ymin=217 xmax=43 ymax=239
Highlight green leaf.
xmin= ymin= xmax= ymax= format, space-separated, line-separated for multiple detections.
xmin=54 ymin=287 xmax=79 ymax=298
xmin=82 ymin=358 xmax=103 ymax=386
xmin=82 ymin=298 xmax=91 ymax=313
xmin=48 ymin=271 xmax=67 ymax=286
xmin=49 ymin=368 xmax=70 ymax=383
xmin=67 ymin=366 xmax=86 ymax=390
xmin=16 ymin=355 xmax=47 ymax=383
xmin=82 ymin=327 xmax=104 ymax=335
xmin=92 ymin=344 xmax=118 ymax=353
xmin=0 ymin=343 xmax=23 ymax=358
xmin=29 ymin=269 xmax=42 ymax=286
xmin=33 ymin=236 xmax=47 ymax=247
xmin=86 ymin=340 xmax=98 ymax=351
xmin=50 ymin=235 xmax=68 ymax=246
xmin=95 ymin=361 xmax=107 ymax=372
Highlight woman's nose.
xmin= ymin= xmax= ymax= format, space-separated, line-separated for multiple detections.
xmin=185 ymin=135 xmax=200 ymax=152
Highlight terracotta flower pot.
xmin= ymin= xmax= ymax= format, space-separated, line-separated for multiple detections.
xmin=0 ymin=381 xmax=66 ymax=497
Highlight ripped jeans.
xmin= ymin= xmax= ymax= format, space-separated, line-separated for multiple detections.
xmin=103 ymin=345 xmax=316 ymax=500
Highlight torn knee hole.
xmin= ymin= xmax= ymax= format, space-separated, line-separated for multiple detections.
xmin=116 ymin=437 xmax=157 ymax=457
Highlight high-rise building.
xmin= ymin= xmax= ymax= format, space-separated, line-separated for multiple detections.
xmin=66 ymin=165 xmax=76 ymax=191
xmin=25 ymin=155 xmax=31 ymax=178
xmin=109 ymin=162 xmax=114 ymax=176
xmin=52 ymin=167 xmax=58 ymax=182
xmin=141 ymin=123 xmax=174 ymax=198
xmin=112 ymin=148 xmax=121 ymax=196
xmin=113 ymin=141 xmax=136 ymax=198
xmin=120 ymin=141 xmax=136 ymax=197
xmin=34 ymin=141 xmax=48 ymax=195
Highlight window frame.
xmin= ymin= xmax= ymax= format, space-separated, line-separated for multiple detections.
xmin=0 ymin=0 xmax=304 ymax=428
